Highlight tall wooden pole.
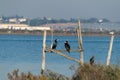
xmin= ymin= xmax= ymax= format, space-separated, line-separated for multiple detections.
xmin=77 ymin=20 xmax=84 ymax=65
xmin=41 ymin=30 xmax=47 ymax=74
xmin=106 ymin=32 xmax=114 ymax=66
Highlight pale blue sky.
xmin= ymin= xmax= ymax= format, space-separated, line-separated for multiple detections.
xmin=0 ymin=0 xmax=120 ymax=21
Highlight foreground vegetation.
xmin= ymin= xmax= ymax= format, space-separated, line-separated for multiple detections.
xmin=7 ymin=63 xmax=120 ymax=80
xmin=73 ymin=64 xmax=120 ymax=80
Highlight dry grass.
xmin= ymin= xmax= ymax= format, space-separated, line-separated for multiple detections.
xmin=7 ymin=64 xmax=120 ymax=80
xmin=72 ymin=63 xmax=120 ymax=80
xmin=7 ymin=69 xmax=69 ymax=80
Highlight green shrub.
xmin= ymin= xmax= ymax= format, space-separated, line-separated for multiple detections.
xmin=72 ymin=63 xmax=120 ymax=80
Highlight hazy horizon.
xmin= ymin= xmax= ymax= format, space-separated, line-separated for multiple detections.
xmin=0 ymin=0 xmax=120 ymax=22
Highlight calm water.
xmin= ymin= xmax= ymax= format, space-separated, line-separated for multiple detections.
xmin=0 ymin=35 xmax=120 ymax=80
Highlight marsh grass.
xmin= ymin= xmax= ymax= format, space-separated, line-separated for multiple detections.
xmin=7 ymin=69 xmax=69 ymax=80
xmin=7 ymin=63 xmax=120 ymax=80
xmin=72 ymin=63 xmax=120 ymax=80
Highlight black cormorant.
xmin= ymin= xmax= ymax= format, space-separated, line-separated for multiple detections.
xmin=64 ymin=41 xmax=70 ymax=53
xmin=51 ymin=39 xmax=58 ymax=49
xmin=90 ymin=56 xmax=94 ymax=65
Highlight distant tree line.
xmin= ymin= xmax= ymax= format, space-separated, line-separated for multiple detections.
xmin=29 ymin=17 xmax=110 ymax=26
xmin=0 ymin=15 xmax=110 ymax=26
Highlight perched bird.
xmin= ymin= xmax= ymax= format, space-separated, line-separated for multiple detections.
xmin=51 ymin=39 xmax=58 ymax=49
xmin=64 ymin=41 xmax=70 ymax=53
xmin=90 ymin=56 xmax=94 ymax=65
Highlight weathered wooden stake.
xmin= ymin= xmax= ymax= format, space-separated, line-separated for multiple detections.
xmin=77 ymin=20 xmax=84 ymax=65
xmin=106 ymin=32 xmax=114 ymax=66
xmin=41 ymin=30 xmax=47 ymax=74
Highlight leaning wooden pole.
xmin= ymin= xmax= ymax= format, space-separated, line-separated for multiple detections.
xmin=106 ymin=32 xmax=114 ymax=66
xmin=41 ymin=30 xmax=47 ymax=74
xmin=77 ymin=20 xmax=84 ymax=65
xmin=46 ymin=47 xmax=80 ymax=63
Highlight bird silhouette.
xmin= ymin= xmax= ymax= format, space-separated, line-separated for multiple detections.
xmin=51 ymin=39 xmax=58 ymax=49
xmin=90 ymin=56 xmax=94 ymax=65
xmin=64 ymin=41 xmax=70 ymax=53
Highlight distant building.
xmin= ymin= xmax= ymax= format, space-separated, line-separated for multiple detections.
xmin=18 ymin=18 xmax=27 ymax=22
xmin=0 ymin=23 xmax=49 ymax=31
xmin=8 ymin=18 xmax=27 ymax=23
xmin=0 ymin=23 xmax=28 ymax=30
xmin=98 ymin=19 xmax=103 ymax=23
xmin=9 ymin=18 xmax=17 ymax=23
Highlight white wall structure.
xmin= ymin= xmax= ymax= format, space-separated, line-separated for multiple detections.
xmin=0 ymin=24 xmax=28 ymax=30
xmin=0 ymin=24 xmax=50 ymax=31
xmin=18 ymin=18 xmax=27 ymax=22
xmin=9 ymin=18 xmax=17 ymax=23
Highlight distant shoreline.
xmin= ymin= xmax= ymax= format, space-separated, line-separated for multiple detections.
xmin=0 ymin=31 xmax=118 ymax=37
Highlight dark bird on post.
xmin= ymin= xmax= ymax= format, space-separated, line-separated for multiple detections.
xmin=90 ymin=56 xmax=94 ymax=65
xmin=51 ymin=39 xmax=58 ymax=49
xmin=64 ymin=41 xmax=70 ymax=53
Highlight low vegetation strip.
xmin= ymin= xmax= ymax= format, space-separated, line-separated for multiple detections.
xmin=7 ymin=63 xmax=120 ymax=80
xmin=72 ymin=63 xmax=120 ymax=80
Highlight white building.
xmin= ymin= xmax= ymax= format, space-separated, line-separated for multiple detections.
xmin=9 ymin=18 xmax=17 ymax=23
xmin=0 ymin=23 xmax=50 ymax=31
xmin=18 ymin=18 xmax=27 ymax=22
xmin=0 ymin=24 xmax=28 ymax=30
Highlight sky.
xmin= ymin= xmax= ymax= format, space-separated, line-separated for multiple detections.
xmin=0 ymin=0 xmax=120 ymax=22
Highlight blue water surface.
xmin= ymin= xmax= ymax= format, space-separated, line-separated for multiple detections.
xmin=0 ymin=34 xmax=120 ymax=80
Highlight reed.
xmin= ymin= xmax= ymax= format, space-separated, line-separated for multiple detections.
xmin=7 ymin=69 xmax=68 ymax=80
xmin=7 ymin=64 xmax=120 ymax=80
xmin=72 ymin=63 xmax=120 ymax=80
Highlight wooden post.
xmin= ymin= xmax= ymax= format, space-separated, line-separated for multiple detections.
xmin=77 ymin=20 xmax=84 ymax=65
xmin=106 ymin=32 xmax=114 ymax=66
xmin=41 ymin=30 xmax=47 ymax=74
